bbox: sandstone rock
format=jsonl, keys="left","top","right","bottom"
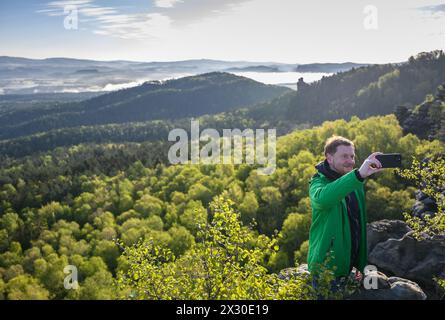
{"left": 348, "top": 274, "right": 427, "bottom": 300}
{"left": 388, "top": 276, "right": 421, "bottom": 287}
{"left": 373, "top": 271, "right": 391, "bottom": 290}
{"left": 367, "top": 220, "right": 411, "bottom": 253}
{"left": 278, "top": 264, "right": 309, "bottom": 280}
{"left": 412, "top": 190, "right": 438, "bottom": 218}
{"left": 388, "top": 280, "right": 427, "bottom": 300}
{"left": 277, "top": 263, "right": 428, "bottom": 300}
{"left": 367, "top": 220, "right": 445, "bottom": 297}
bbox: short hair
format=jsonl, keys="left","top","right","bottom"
{"left": 324, "top": 136, "right": 354, "bottom": 156}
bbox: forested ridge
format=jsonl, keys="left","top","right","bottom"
{"left": 0, "top": 72, "right": 290, "bottom": 141}
{"left": 245, "top": 50, "right": 445, "bottom": 127}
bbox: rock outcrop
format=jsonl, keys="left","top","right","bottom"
{"left": 348, "top": 271, "right": 427, "bottom": 300}
{"left": 367, "top": 219, "right": 445, "bottom": 299}
{"left": 397, "top": 82, "right": 445, "bottom": 141}
{"left": 412, "top": 190, "right": 438, "bottom": 219}
{"left": 278, "top": 264, "right": 310, "bottom": 281}
{"left": 367, "top": 219, "right": 412, "bottom": 253}
{"left": 278, "top": 263, "right": 427, "bottom": 300}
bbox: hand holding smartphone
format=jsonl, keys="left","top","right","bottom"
{"left": 374, "top": 153, "right": 402, "bottom": 168}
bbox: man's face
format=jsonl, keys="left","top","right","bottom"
{"left": 326, "top": 145, "right": 356, "bottom": 175}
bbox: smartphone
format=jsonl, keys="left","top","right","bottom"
{"left": 375, "top": 153, "right": 402, "bottom": 168}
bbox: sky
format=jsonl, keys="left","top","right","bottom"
{"left": 1, "top": 0, "right": 445, "bottom": 63}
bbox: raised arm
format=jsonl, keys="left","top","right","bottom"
{"left": 310, "top": 169, "right": 364, "bottom": 209}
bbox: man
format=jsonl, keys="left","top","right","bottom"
{"left": 307, "top": 136, "right": 383, "bottom": 290}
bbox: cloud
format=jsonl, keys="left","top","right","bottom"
{"left": 93, "top": 13, "right": 172, "bottom": 40}
{"left": 47, "top": 0, "right": 93, "bottom": 6}
{"left": 417, "top": 3, "right": 445, "bottom": 21}
{"left": 418, "top": 3, "right": 445, "bottom": 13}
{"left": 37, "top": 0, "right": 254, "bottom": 40}
{"left": 37, "top": 0, "right": 96, "bottom": 17}
{"left": 155, "top": 0, "right": 183, "bottom": 8}
{"left": 156, "top": 0, "right": 254, "bottom": 26}
{"left": 95, "top": 14, "right": 138, "bottom": 24}
{"left": 38, "top": 0, "right": 170, "bottom": 39}
{"left": 102, "top": 80, "right": 147, "bottom": 91}
{"left": 79, "top": 7, "right": 118, "bottom": 17}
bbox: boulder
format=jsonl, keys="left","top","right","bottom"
{"left": 367, "top": 220, "right": 445, "bottom": 297}
{"left": 367, "top": 219, "right": 412, "bottom": 253}
{"left": 412, "top": 190, "right": 438, "bottom": 218}
{"left": 348, "top": 273, "right": 427, "bottom": 300}
{"left": 386, "top": 280, "right": 427, "bottom": 300}
{"left": 278, "top": 264, "right": 427, "bottom": 300}
{"left": 278, "top": 264, "right": 310, "bottom": 280}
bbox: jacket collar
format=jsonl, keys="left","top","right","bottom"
{"left": 315, "top": 159, "right": 342, "bottom": 181}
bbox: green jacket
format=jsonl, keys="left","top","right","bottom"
{"left": 307, "top": 169, "right": 368, "bottom": 277}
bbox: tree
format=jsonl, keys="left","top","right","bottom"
{"left": 116, "top": 197, "right": 314, "bottom": 300}
{"left": 278, "top": 213, "right": 311, "bottom": 263}
{"left": 119, "top": 218, "right": 148, "bottom": 246}
{"left": 134, "top": 194, "right": 164, "bottom": 218}
{"left": 238, "top": 191, "right": 259, "bottom": 224}
{"left": 93, "top": 240, "right": 120, "bottom": 271}
{"left": 0, "top": 242, "right": 23, "bottom": 268}
{"left": 77, "top": 270, "right": 115, "bottom": 300}
{"left": 395, "top": 105, "right": 410, "bottom": 125}
{"left": 179, "top": 200, "right": 207, "bottom": 235}
{"left": 294, "top": 240, "right": 309, "bottom": 265}
{"left": 187, "top": 183, "right": 213, "bottom": 206}
{"left": 167, "top": 225, "right": 194, "bottom": 257}
{"left": 257, "top": 186, "right": 283, "bottom": 234}
{"left": 33, "top": 253, "right": 68, "bottom": 299}
{"left": 398, "top": 157, "right": 445, "bottom": 238}
{"left": 5, "top": 274, "right": 49, "bottom": 300}
{"left": 365, "top": 179, "right": 416, "bottom": 221}
{"left": 0, "top": 212, "right": 24, "bottom": 243}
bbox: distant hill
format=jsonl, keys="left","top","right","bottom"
{"left": 224, "top": 65, "right": 281, "bottom": 72}
{"left": 244, "top": 50, "right": 445, "bottom": 129}
{"left": 0, "top": 92, "right": 102, "bottom": 104}
{"left": 0, "top": 56, "right": 367, "bottom": 94}
{"left": 0, "top": 72, "right": 290, "bottom": 140}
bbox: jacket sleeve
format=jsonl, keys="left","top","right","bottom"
{"left": 310, "top": 169, "right": 364, "bottom": 209}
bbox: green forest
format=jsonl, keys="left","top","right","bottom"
{"left": 0, "top": 51, "right": 445, "bottom": 299}
{"left": 1, "top": 114, "right": 443, "bottom": 299}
